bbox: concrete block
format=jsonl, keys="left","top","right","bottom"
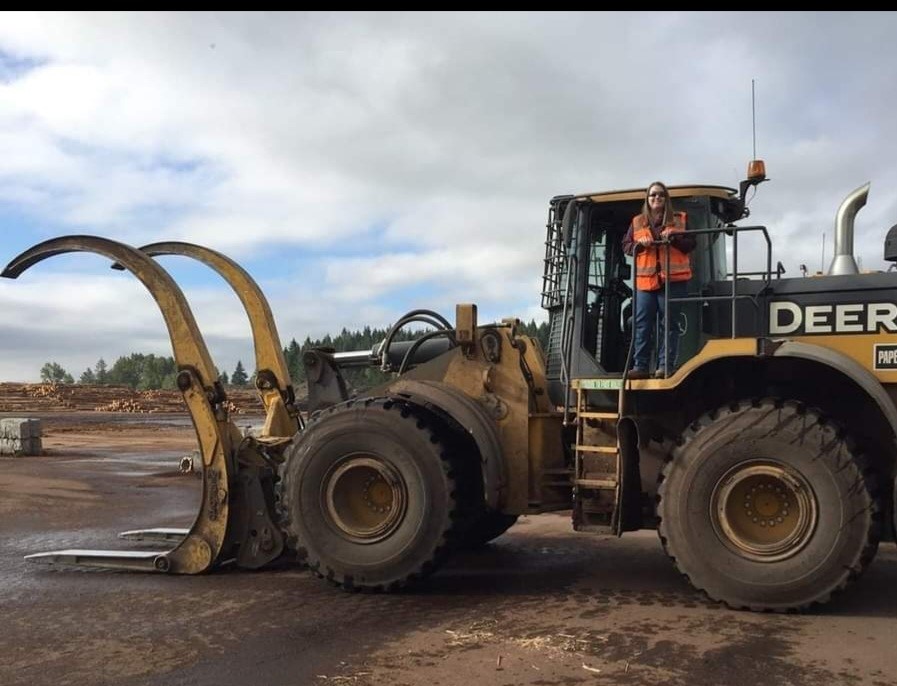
{"left": 22, "top": 437, "right": 42, "bottom": 455}
{"left": 0, "top": 418, "right": 43, "bottom": 455}
{"left": 0, "top": 417, "right": 42, "bottom": 439}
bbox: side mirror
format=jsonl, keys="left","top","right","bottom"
{"left": 714, "top": 197, "right": 747, "bottom": 225}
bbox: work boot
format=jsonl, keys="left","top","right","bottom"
{"left": 627, "top": 369, "right": 649, "bottom": 380}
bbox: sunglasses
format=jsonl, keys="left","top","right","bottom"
{"left": 648, "top": 192, "right": 666, "bottom": 198}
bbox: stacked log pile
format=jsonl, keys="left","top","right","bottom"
{"left": 0, "top": 382, "right": 265, "bottom": 414}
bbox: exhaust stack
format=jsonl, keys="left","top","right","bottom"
{"left": 827, "top": 182, "right": 870, "bottom": 275}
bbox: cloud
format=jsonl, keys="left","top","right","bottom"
{"left": 1, "top": 12, "right": 897, "bottom": 381}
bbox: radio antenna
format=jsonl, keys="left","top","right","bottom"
{"left": 739, "top": 79, "right": 767, "bottom": 210}
{"left": 752, "top": 79, "right": 757, "bottom": 159}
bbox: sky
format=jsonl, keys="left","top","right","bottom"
{"left": 1, "top": 11, "right": 896, "bottom": 383}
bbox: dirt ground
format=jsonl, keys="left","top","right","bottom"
{"left": 1, "top": 412, "right": 895, "bottom": 686}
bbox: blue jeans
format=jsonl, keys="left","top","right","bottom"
{"left": 632, "top": 281, "right": 687, "bottom": 372}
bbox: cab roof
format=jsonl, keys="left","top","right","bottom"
{"left": 574, "top": 185, "right": 738, "bottom": 203}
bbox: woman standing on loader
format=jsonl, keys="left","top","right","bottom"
{"left": 622, "top": 181, "right": 695, "bottom": 378}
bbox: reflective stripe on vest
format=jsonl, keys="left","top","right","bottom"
{"left": 632, "top": 211, "right": 692, "bottom": 291}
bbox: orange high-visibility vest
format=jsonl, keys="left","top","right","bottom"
{"left": 632, "top": 211, "right": 692, "bottom": 291}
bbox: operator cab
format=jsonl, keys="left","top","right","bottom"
{"left": 541, "top": 183, "right": 749, "bottom": 406}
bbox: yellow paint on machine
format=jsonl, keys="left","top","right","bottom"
{"left": 789, "top": 333, "right": 897, "bottom": 382}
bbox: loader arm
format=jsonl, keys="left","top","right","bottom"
{"left": 2, "top": 235, "right": 283, "bottom": 573}
{"left": 116, "top": 241, "right": 301, "bottom": 439}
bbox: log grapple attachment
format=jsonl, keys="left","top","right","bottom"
{"left": 2, "top": 236, "right": 302, "bottom": 573}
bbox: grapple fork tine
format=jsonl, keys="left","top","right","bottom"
{"left": 131, "top": 241, "right": 302, "bottom": 438}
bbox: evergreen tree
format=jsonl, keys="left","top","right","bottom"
{"left": 284, "top": 338, "right": 303, "bottom": 384}
{"left": 108, "top": 354, "right": 144, "bottom": 389}
{"left": 79, "top": 368, "right": 96, "bottom": 384}
{"left": 231, "top": 360, "right": 248, "bottom": 386}
{"left": 138, "top": 354, "right": 177, "bottom": 390}
{"left": 218, "top": 370, "right": 230, "bottom": 386}
{"left": 94, "top": 358, "right": 108, "bottom": 384}
{"left": 104, "top": 353, "right": 178, "bottom": 389}
{"left": 518, "top": 319, "right": 550, "bottom": 351}
{"left": 40, "top": 361, "right": 73, "bottom": 384}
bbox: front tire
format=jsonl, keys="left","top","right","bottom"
{"left": 462, "top": 511, "right": 519, "bottom": 548}
{"left": 658, "top": 398, "right": 880, "bottom": 611}
{"left": 280, "top": 397, "right": 464, "bottom": 591}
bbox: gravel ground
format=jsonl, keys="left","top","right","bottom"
{"left": 1, "top": 413, "right": 895, "bottom": 686}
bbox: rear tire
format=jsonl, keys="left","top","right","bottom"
{"left": 658, "top": 398, "right": 880, "bottom": 611}
{"left": 280, "top": 397, "right": 463, "bottom": 591}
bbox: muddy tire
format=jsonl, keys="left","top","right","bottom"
{"left": 658, "top": 398, "right": 880, "bottom": 611}
{"left": 462, "top": 512, "right": 519, "bottom": 549}
{"left": 279, "top": 397, "right": 462, "bottom": 591}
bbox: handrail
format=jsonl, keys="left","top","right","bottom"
{"left": 559, "top": 251, "right": 577, "bottom": 426}
{"left": 656, "top": 225, "right": 773, "bottom": 377}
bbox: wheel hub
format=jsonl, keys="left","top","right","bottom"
{"left": 323, "top": 455, "right": 407, "bottom": 543}
{"left": 711, "top": 461, "right": 817, "bottom": 562}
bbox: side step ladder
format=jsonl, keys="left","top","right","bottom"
{"left": 571, "top": 379, "right": 623, "bottom": 534}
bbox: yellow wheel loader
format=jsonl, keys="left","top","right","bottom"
{"left": 4, "top": 161, "right": 895, "bottom": 611}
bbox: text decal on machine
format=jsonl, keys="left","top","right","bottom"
{"left": 874, "top": 344, "right": 897, "bottom": 370}
{"left": 769, "top": 301, "right": 897, "bottom": 335}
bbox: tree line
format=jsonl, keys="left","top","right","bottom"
{"left": 39, "top": 319, "right": 550, "bottom": 391}
{"left": 40, "top": 355, "right": 249, "bottom": 390}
